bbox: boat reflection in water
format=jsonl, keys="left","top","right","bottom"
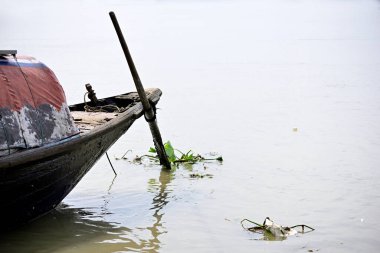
{"left": 0, "top": 169, "right": 173, "bottom": 253}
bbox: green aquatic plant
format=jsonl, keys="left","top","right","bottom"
{"left": 149, "top": 141, "right": 223, "bottom": 164}
{"left": 115, "top": 141, "right": 222, "bottom": 172}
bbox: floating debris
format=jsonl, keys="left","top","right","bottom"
{"left": 189, "top": 173, "right": 213, "bottom": 179}
{"left": 241, "top": 217, "right": 314, "bottom": 240}
{"left": 115, "top": 150, "right": 132, "bottom": 160}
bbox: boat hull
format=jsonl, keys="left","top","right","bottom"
{"left": 0, "top": 88, "right": 162, "bottom": 228}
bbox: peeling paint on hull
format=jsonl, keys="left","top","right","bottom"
{"left": 0, "top": 55, "right": 79, "bottom": 156}
{"left": 0, "top": 103, "right": 79, "bottom": 156}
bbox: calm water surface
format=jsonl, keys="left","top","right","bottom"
{"left": 1, "top": 0, "right": 380, "bottom": 252}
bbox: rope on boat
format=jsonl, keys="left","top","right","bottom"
{"left": 83, "top": 92, "right": 128, "bottom": 113}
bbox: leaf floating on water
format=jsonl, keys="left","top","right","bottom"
{"left": 164, "top": 141, "right": 176, "bottom": 163}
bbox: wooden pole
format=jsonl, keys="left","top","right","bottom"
{"left": 109, "top": 11, "right": 171, "bottom": 169}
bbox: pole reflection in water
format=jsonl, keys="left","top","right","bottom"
{"left": 0, "top": 168, "right": 174, "bottom": 253}
{"left": 146, "top": 169, "right": 173, "bottom": 251}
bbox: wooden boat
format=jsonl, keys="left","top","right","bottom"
{"left": 0, "top": 51, "right": 163, "bottom": 227}
{"left": 0, "top": 87, "right": 162, "bottom": 227}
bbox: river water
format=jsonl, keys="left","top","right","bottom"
{"left": 1, "top": 0, "right": 380, "bottom": 252}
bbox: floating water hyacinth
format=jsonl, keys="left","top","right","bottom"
{"left": 148, "top": 141, "right": 223, "bottom": 165}
{"left": 116, "top": 141, "right": 223, "bottom": 167}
